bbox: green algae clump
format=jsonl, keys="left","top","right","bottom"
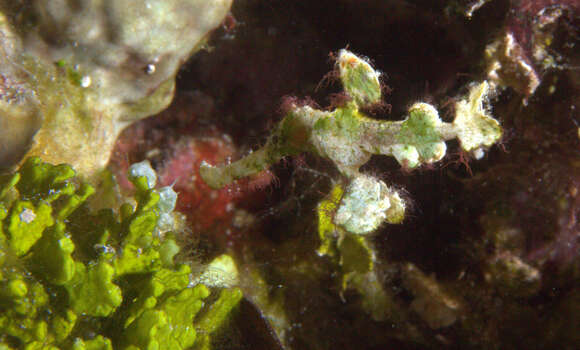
{"left": 0, "top": 158, "right": 241, "bottom": 349}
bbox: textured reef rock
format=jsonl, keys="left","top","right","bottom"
{"left": 0, "top": 0, "right": 232, "bottom": 178}
{"left": 2, "top": 0, "right": 579, "bottom": 349}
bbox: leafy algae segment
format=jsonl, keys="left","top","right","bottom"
{"left": 200, "top": 49, "right": 502, "bottom": 319}
{"left": 0, "top": 158, "right": 242, "bottom": 349}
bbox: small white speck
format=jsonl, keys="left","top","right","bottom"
{"left": 94, "top": 244, "right": 116, "bottom": 255}
{"left": 80, "top": 76, "right": 91, "bottom": 88}
{"left": 145, "top": 64, "right": 156, "bottom": 75}
{"left": 19, "top": 208, "right": 36, "bottom": 223}
{"left": 472, "top": 148, "right": 485, "bottom": 160}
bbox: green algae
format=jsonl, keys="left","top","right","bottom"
{"left": 0, "top": 158, "right": 241, "bottom": 349}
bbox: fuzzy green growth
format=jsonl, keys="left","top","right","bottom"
{"left": 452, "top": 81, "right": 503, "bottom": 154}
{"left": 198, "top": 49, "right": 502, "bottom": 322}
{"left": 0, "top": 158, "right": 241, "bottom": 349}
{"left": 337, "top": 49, "right": 382, "bottom": 106}
{"left": 316, "top": 184, "right": 344, "bottom": 257}
{"left": 393, "top": 103, "right": 447, "bottom": 168}
{"left": 200, "top": 50, "right": 502, "bottom": 188}
{"left": 315, "top": 182, "right": 396, "bottom": 321}
{"left": 334, "top": 175, "right": 405, "bottom": 234}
